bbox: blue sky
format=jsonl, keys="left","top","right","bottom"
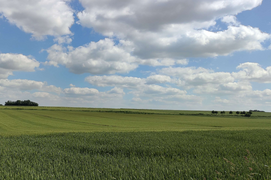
{"left": 0, "top": 0, "right": 271, "bottom": 111}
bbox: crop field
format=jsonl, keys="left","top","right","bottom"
{"left": 0, "top": 106, "right": 271, "bottom": 179}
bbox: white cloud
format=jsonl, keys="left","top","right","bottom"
{"left": 233, "top": 62, "right": 271, "bottom": 83}
{"left": 0, "top": 53, "right": 41, "bottom": 80}
{"left": 64, "top": 87, "right": 99, "bottom": 96}
{"left": 176, "top": 59, "right": 189, "bottom": 65}
{"left": 221, "top": 15, "right": 240, "bottom": 26}
{"left": 33, "top": 92, "right": 60, "bottom": 100}
{"left": 0, "top": 69, "right": 13, "bottom": 79}
{"left": 159, "top": 66, "right": 254, "bottom": 95}
{"left": 107, "top": 87, "right": 125, "bottom": 95}
{"left": 245, "top": 89, "right": 271, "bottom": 99}
{"left": 46, "top": 39, "right": 138, "bottom": 74}
{"left": 142, "top": 85, "right": 186, "bottom": 96}
{"left": 85, "top": 74, "right": 202, "bottom": 106}
{"left": 0, "top": 53, "right": 40, "bottom": 78}
{"left": 134, "top": 84, "right": 203, "bottom": 106}
{"left": 0, "top": 79, "right": 62, "bottom": 93}
{"left": 78, "top": 0, "right": 262, "bottom": 34}
{"left": 85, "top": 75, "right": 144, "bottom": 88}
{"left": 45, "top": 0, "right": 269, "bottom": 75}
{"left": 213, "top": 97, "right": 230, "bottom": 104}
{"left": 54, "top": 35, "right": 73, "bottom": 44}
{"left": 0, "top": 0, "right": 74, "bottom": 39}
{"left": 146, "top": 75, "right": 171, "bottom": 84}
{"left": 139, "top": 58, "right": 176, "bottom": 67}
{"left": 160, "top": 67, "right": 234, "bottom": 86}
{"left": 62, "top": 86, "right": 126, "bottom": 107}
{"left": 131, "top": 25, "right": 269, "bottom": 59}
{"left": 77, "top": 0, "right": 268, "bottom": 60}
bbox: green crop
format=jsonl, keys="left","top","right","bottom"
{"left": 0, "top": 130, "right": 271, "bottom": 179}
{"left": 0, "top": 107, "right": 271, "bottom": 179}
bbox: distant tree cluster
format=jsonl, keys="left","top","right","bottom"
{"left": 5, "top": 100, "right": 38, "bottom": 106}
{"left": 211, "top": 110, "right": 218, "bottom": 115}
{"left": 249, "top": 110, "right": 264, "bottom": 112}
{"left": 212, "top": 110, "right": 252, "bottom": 117}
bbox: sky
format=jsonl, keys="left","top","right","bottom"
{"left": 0, "top": 0, "right": 271, "bottom": 111}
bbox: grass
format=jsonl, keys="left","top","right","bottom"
{"left": 1, "top": 106, "right": 270, "bottom": 117}
{"left": 0, "top": 130, "right": 271, "bottom": 179}
{"left": 0, "top": 107, "right": 271, "bottom": 136}
{"left": 0, "top": 106, "right": 271, "bottom": 179}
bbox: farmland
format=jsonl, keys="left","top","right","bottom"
{"left": 0, "top": 106, "right": 271, "bottom": 179}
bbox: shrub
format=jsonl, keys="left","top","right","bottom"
{"left": 211, "top": 110, "right": 218, "bottom": 115}
{"left": 245, "top": 112, "right": 251, "bottom": 117}
{"left": 240, "top": 111, "right": 246, "bottom": 114}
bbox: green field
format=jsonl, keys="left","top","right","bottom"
{"left": 1, "top": 107, "right": 271, "bottom": 136}
{"left": 0, "top": 107, "right": 271, "bottom": 179}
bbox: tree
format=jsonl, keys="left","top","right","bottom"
{"left": 229, "top": 111, "right": 233, "bottom": 114}
{"left": 236, "top": 111, "right": 240, "bottom": 115}
{"left": 240, "top": 111, "right": 246, "bottom": 114}
{"left": 5, "top": 100, "right": 38, "bottom": 106}
{"left": 212, "top": 110, "right": 218, "bottom": 115}
{"left": 245, "top": 112, "right": 251, "bottom": 117}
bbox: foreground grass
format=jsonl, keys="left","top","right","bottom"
{"left": 0, "top": 130, "right": 271, "bottom": 179}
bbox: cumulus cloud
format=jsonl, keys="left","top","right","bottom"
{"left": 85, "top": 75, "right": 144, "bottom": 88}
{"left": 46, "top": 39, "right": 138, "bottom": 74}
{"left": 233, "top": 62, "right": 271, "bottom": 83}
{"left": 221, "top": 15, "right": 240, "bottom": 26}
{"left": 54, "top": 35, "right": 73, "bottom": 44}
{"left": 77, "top": 0, "right": 268, "bottom": 60}
{"left": 64, "top": 86, "right": 99, "bottom": 96}
{"left": 134, "top": 84, "right": 202, "bottom": 106}
{"left": 44, "top": 0, "right": 269, "bottom": 75}
{"left": 160, "top": 67, "right": 233, "bottom": 85}
{"left": 107, "top": 87, "right": 125, "bottom": 95}
{"left": 0, "top": 79, "right": 62, "bottom": 93}
{"left": 131, "top": 25, "right": 269, "bottom": 59}
{"left": 0, "top": 53, "right": 40, "bottom": 78}
{"left": 33, "top": 92, "right": 60, "bottom": 101}
{"left": 142, "top": 85, "right": 186, "bottom": 96}
{"left": 78, "top": 0, "right": 262, "bottom": 34}
{"left": 62, "top": 86, "right": 126, "bottom": 107}
{"left": 85, "top": 74, "right": 202, "bottom": 106}
{"left": 0, "top": 0, "right": 74, "bottom": 39}
{"left": 159, "top": 66, "right": 254, "bottom": 95}
{"left": 0, "top": 53, "right": 39, "bottom": 72}
{"left": 213, "top": 97, "right": 230, "bottom": 104}
{"left": 146, "top": 75, "right": 171, "bottom": 84}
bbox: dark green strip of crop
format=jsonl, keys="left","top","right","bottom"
{"left": 0, "top": 130, "right": 270, "bottom": 179}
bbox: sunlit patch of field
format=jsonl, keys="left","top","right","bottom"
{"left": 0, "top": 107, "right": 271, "bottom": 136}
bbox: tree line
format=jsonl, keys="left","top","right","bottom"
{"left": 5, "top": 100, "right": 38, "bottom": 106}
{"left": 211, "top": 110, "right": 252, "bottom": 117}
